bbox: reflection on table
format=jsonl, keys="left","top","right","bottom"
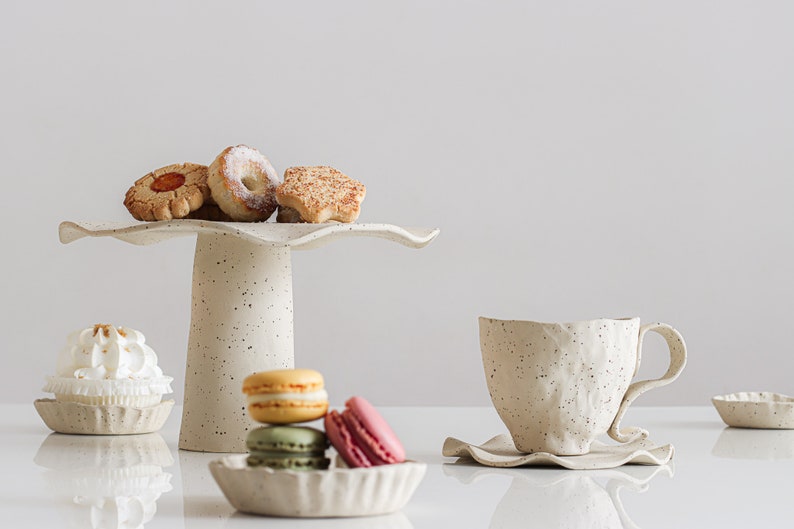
{"left": 712, "top": 427, "right": 794, "bottom": 460}
{"left": 34, "top": 433, "right": 173, "bottom": 529}
{"left": 443, "top": 461, "right": 672, "bottom": 529}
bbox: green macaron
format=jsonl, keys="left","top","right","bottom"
{"left": 246, "top": 425, "right": 330, "bottom": 470}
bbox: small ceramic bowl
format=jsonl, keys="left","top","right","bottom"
{"left": 34, "top": 399, "right": 174, "bottom": 435}
{"left": 712, "top": 392, "right": 794, "bottom": 429}
{"left": 209, "top": 455, "right": 426, "bottom": 518}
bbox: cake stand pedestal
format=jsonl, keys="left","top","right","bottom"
{"left": 59, "top": 220, "right": 439, "bottom": 453}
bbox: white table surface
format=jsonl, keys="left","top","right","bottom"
{"left": 3, "top": 404, "right": 793, "bottom": 528}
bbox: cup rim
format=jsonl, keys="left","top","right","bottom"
{"left": 478, "top": 316, "right": 640, "bottom": 326}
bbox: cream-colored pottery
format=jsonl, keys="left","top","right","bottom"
{"left": 34, "top": 398, "right": 174, "bottom": 435}
{"left": 209, "top": 455, "right": 426, "bottom": 517}
{"left": 479, "top": 317, "right": 686, "bottom": 455}
{"left": 442, "top": 433, "right": 673, "bottom": 469}
{"left": 60, "top": 220, "right": 439, "bottom": 452}
{"left": 712, "top": 392, "right": 794, "bottom": 429}
{"left": 59, "top": 220, "right": 438, "bottom": 452}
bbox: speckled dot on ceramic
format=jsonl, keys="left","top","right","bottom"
{"left": 33, "top": 399, "right": 174, "bottom": 435}
{"left": 180, "top": 234, "right": 296, "bottom": 452}
{"left": 209, "top": 456, "right": 427, "bottom": 517}
{"left": 442, "top": 433, "right": 673, "bottom": 468}
{"left": 58, "top": 220, "right": 440, "bottom": 453}
{"left": 478, "top": 317, "right": 687, "bottom": 455}
{"left": 712, "top": 392, "right": 794, "bottom": 429}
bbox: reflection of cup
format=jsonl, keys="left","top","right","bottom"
{"left": 479, "top": 317, "right": 686, "bottom": 455}
{"left": 712, "top": 428, "right": 794, "bottom": 460}
{"left": 34, "top": 433, "right": 173, "bottom": 529}
{"left": 443, "top": 462, "right": 671, "bottom": 529}
{"left": 223, "top": 510, "right": 414, "bottom": 529}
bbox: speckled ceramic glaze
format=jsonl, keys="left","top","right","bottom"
{"left": 479, "top": 317, "right": 686, "bottom": 455}
{"left": 180, "top": 234, "right": 295, "bottom": 451}
{"left": 209, "top": 455, "right": 427, "bottom": 517}
{"left": 442, "top": 433, "right": 673, "bottom": 469}
{"left": 712, "top": 392, "right": 794, "bottom": 429}
{"left": 33, "top": 398, "right": 174, "bottom": 435}
{"left": 59, "top": 220, "right": 439, "bottom": 452}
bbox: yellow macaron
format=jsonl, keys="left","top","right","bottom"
{"left": 242, "top": 368, "right": 329, "bottom": 424}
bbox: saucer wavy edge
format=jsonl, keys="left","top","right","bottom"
{"left": 34, "top": 398, "right": 174, "bottom": 435}
{"left": 209, "top": 455, "right": 426, "bottom": 518}
{"left": 442, "top": 434, "right": 673, "bottom": 469}
{"left": 712, "top": 392, "right": 794, "bottom": 429}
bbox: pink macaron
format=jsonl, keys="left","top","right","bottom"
{"left": 324, "top": 396, "right": 406, "bottom": 468}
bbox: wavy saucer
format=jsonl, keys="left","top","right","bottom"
{"left": 712, "top": 392, "right": 794, "bottom": 429}
{"left": 209, "top": 455, "right": 426, "bottom": 518}
{"left": 442, "top": 434, "right": 673, "bottom": 469}
{"left": 59, "top": 220, "right": 440, "bottom": 251}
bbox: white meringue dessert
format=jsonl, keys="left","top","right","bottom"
{"left": 35, "top": 324, "right": 174, "bottom": 435}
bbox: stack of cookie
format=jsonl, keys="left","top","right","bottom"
{"left": 241, "top": 369, "right": 331, "bottom": 470}
{"left": 123, "top": 145, "right": 366, "bottom": 224}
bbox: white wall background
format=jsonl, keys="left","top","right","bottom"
{"left": 2, "top": 1, "right": 792, "bottom": 407}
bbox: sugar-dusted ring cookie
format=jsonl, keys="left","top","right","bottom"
{"left": 124, "top": 162, "right": 210, "bottom": 221}
{"left": 208, "top": 145, "right": 280, "bottom": 222}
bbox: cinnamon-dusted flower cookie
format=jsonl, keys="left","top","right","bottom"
{"left": 124, "top": 162, "right": 210, "bottom": 221}
{"left": 276, "top": 166, "right": 366, "bottom": 223}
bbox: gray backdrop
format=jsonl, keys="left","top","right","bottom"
{"left": 3, "top": 1, "right": 792, "bottom": 407}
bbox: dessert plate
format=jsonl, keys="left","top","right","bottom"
{"left": 209, "top": 455, "right": 426, "bottom": 517}
{"left": 442, "top": 434, "right": 673, "bottom": 469}
{"left": 712, "top": 392, "right": 794, "bottom": 429}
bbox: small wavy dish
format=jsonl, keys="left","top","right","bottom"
{"left": 712, "top": 392, "right": 794, "bottom": 429}
{"left": 34, "top": 399, "right": 174, "bottom": 435}
{"left": 209, "top": 455, "right": 426, "bottom": 518}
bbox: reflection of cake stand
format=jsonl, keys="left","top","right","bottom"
{"left": 59, "top": 220, "right": 439, "bottom": 453}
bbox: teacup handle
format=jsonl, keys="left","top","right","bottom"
{"left": 608, "top": 323, "right": 687, "bottom": 443}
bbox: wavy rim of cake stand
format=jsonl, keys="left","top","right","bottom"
{"left": 59, "top": 220, "right": 440, "bottom": 250}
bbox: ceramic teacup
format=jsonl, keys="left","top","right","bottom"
{"left": 479, "top": 317, "right": 686, "bottom": 455}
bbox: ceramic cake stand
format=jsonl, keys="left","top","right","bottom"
{"left": 59, "top": 220, "right": 439, "bottom": 453}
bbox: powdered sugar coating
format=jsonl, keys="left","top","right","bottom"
{"left": 208, "top": 145, "right": 281, "bottom": 221}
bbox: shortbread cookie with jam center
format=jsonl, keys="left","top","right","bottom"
{"left": 124, "top": 162, "right": 210, "bottom": 221}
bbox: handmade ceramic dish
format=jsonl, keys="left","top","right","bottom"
{"left": 712, "top": 392, "right": 794, "bottom": 429}
{"left": 34, "top": 399, "right": 174, "bottom": 435}
{"left": 209, "top": 455, "right": 426, "bottom": 517}
{"left": 442, "top": 434, "right": 673, "bottom": 469}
